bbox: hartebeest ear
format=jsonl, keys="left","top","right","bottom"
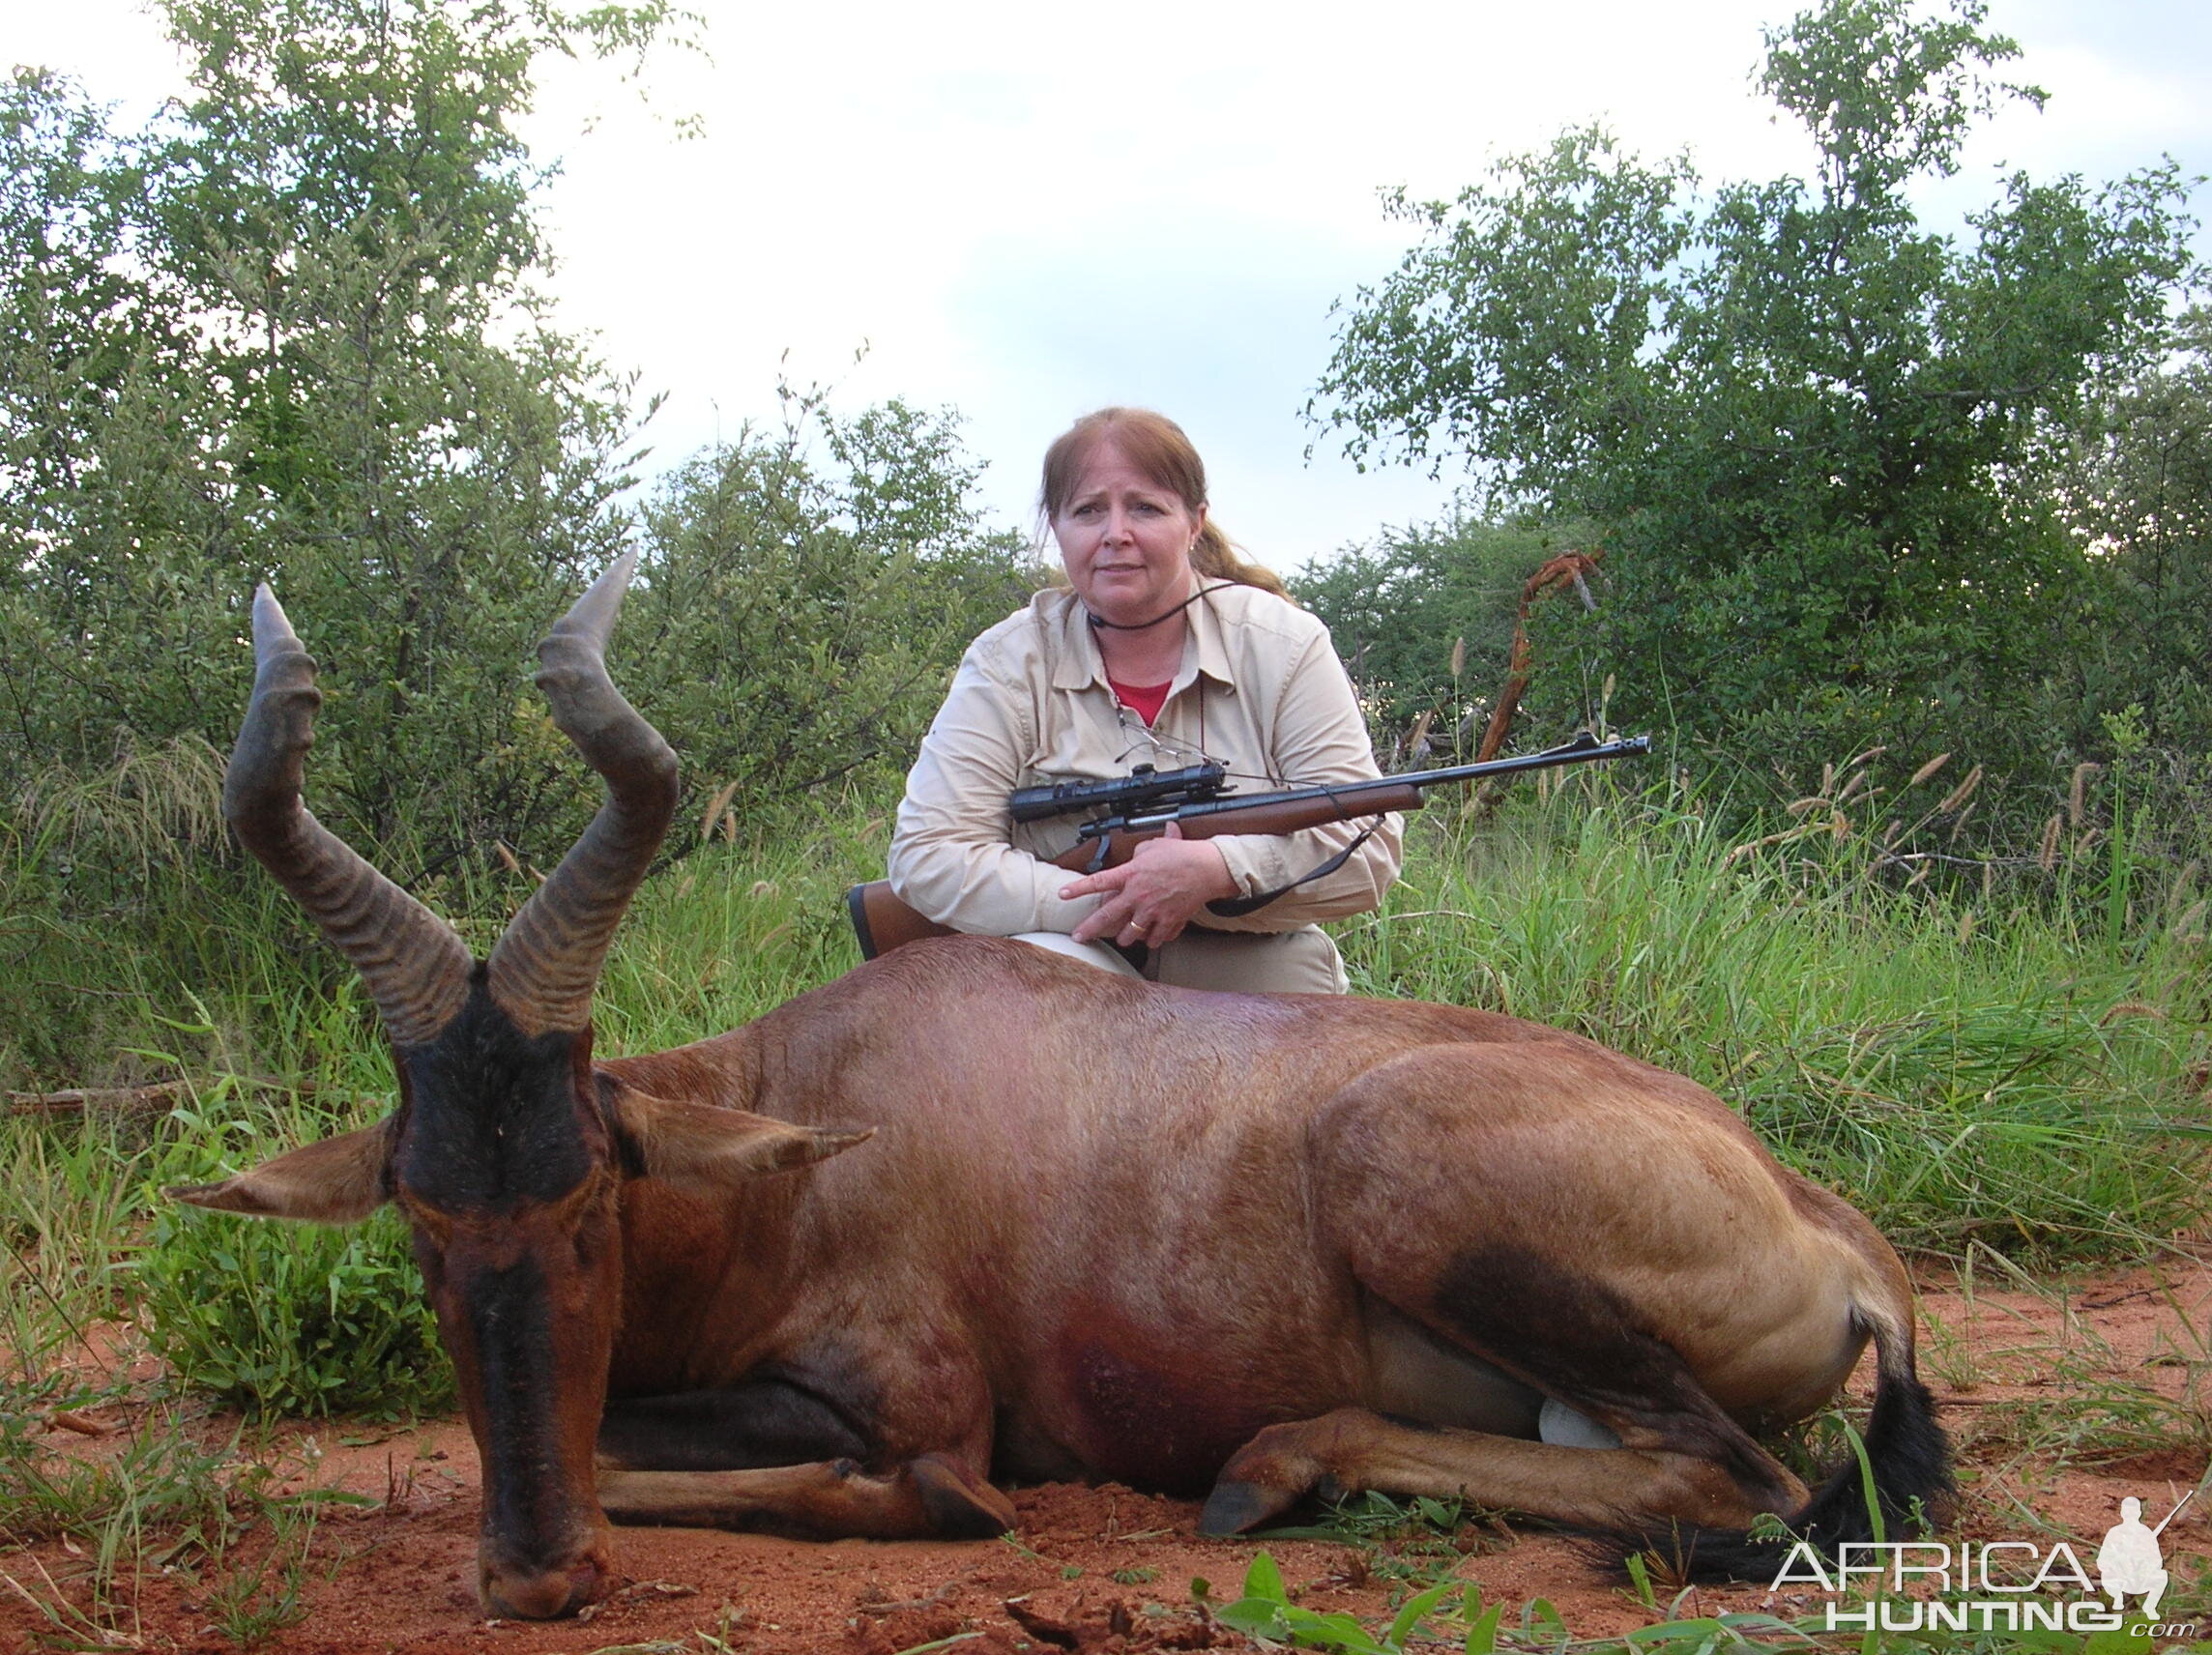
{"left": 610, "top": 1086, "right": 873, "bottom": 1187}
{"left": 167, "top": 1119, "right": 393, "bottom": 1224}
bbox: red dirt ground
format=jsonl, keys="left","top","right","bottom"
{"left": 5, "top": 1257, "right": 2208, "bottom": 1653}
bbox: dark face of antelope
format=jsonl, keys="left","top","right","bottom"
{"left": 173, "top": 557, "right": 677, "bottom": 1618}
{"left": 391, "top": 986, "right": 628, "bottom": 1618}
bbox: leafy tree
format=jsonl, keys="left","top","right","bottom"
{"left": 2062, "top": 308, "right": 2212, "bottom": 752}
{"left": 0, "top": 0, "right": 1033, "bottom": 1090}
{"left": 628, "top": 390, "right": 1037, "bottom": 829}
{"left": 0, "top": 74, "right": 190, "bottom": 543}
{"left": 1, "top": 0, "right": 1028, "bottom": 889}
{"left": 1, "top": 0, "right": 679, "bottom": 892}
{"left": 1315, "top": 0, "right": 2200, "bottom": 806}
{"left": 4, "top": 0, "right": 1028, "bottom": 874}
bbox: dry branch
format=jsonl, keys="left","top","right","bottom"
{"left": 4, "top": 1081, "right": 187, "bottom": 1118}
{"left": 3, "top": 1076, "right": 348, "bottom": 1118}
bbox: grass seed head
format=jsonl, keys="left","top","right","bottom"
{"left": 1908, "top": 752, "right": 1952, "bottom": 788}
{"left": 2070, "top": 762, "right": 2102, "bottom": 829}
{"left": 1937, "top": 763, "right": 1984, "bottom": 814}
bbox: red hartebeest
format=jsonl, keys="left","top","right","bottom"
{"left": 174, "top": 560, "right": 1949, "bottom": 1620}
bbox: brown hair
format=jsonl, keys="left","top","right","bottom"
{"left": 1038, "top": 408, "right": 1286, "bottom": 596}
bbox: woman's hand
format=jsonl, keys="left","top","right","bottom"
{"left": 1062, "top": 823, "right": 1237, "bottom": 949}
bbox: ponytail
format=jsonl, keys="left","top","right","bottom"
{"left": 1190, "top": 520, "right": 1286, "bottom": 597}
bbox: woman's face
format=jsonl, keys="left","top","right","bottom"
{"left": 1052, "top": 439, "right": 1205, "bottom": 628}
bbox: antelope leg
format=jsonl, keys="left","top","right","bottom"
{"left": 1200, "top": 1407, "right": 1804, "bottom": 1535}
{"left": 597, "top": 1452, "right": 1013, "bottom": 1539}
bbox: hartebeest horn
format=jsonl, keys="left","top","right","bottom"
{"left": 225, "top": 586, "right": 475, "bottom": 1049}
{"left": 486, "top": 552, "right": 679, "bottom": 1035}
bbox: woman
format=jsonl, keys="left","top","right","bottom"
{"left": 887, "top": 408, "right": 1401, "bottom": 993}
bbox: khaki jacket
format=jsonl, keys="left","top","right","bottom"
{"left": 888, "top": 583, "right": 1403, "bottom": 937}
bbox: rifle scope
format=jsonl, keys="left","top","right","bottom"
{"left": 1008, "top": 761, "right": 1229, "bottom": 825}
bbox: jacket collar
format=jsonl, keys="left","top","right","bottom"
{"left": 1044, "top": 584, "right": 1238, "bottom": 695}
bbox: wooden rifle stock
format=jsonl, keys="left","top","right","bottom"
{"left": 844, "top": 735, "right": 1646, "bottom": 960}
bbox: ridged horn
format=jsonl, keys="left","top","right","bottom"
{"left": 225, "top": 585, "right": 475, "bottom": 1049}
{"left": 486, "top": 552, "right": 679, "bottom": 1036}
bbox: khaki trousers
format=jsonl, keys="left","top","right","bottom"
{"left": 1013, "top": 926, "right": 1349, "bottom": 995}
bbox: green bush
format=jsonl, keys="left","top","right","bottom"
{"left": 140, "top": 1116, "right": 451, "bottom": 1418}
{"left": 1291, "top": 514, "right": 1586, "bottom": 752}
{"left": 626, "top": 390, "right": 1037, "bottom": 823}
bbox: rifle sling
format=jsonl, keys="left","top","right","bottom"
{"left": 1204, "top": 817, "right": 1383, "bottom": 918}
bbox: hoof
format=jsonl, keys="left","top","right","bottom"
{"left": 1198, "top": 1479, "right": 1295, "bottom": 1536}
{"left": 911, "top": 1454, "right": 1016, "bottom": 1539}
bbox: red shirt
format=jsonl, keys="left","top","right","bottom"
{"left": 1108, "top": 678, "right": 1171, "bottom": 726}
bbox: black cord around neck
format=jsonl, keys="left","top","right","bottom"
{"left": 1084, "top": 582, "right": 1225, "bottom": 632}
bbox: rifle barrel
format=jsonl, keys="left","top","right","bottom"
{"left": 2151, "top": 1490, "right": 2194, "bottom": 1536}
{"left": 1106, "top": 734, "right": 1650, "bottom": 833}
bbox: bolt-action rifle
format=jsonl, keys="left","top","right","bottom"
{"left": 845, "top": 733, "right": 1650, "bottom": 960}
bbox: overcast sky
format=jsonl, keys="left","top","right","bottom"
{"left": 12, "top": 0, "right": 2210, "bottom": 569}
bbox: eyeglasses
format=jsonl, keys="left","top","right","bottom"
{"left": 1109, "top": 704, "right": 1277, "bottom": 791}
{"left": 1111, "top": 704, "right": 1214, "bottom": 769}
